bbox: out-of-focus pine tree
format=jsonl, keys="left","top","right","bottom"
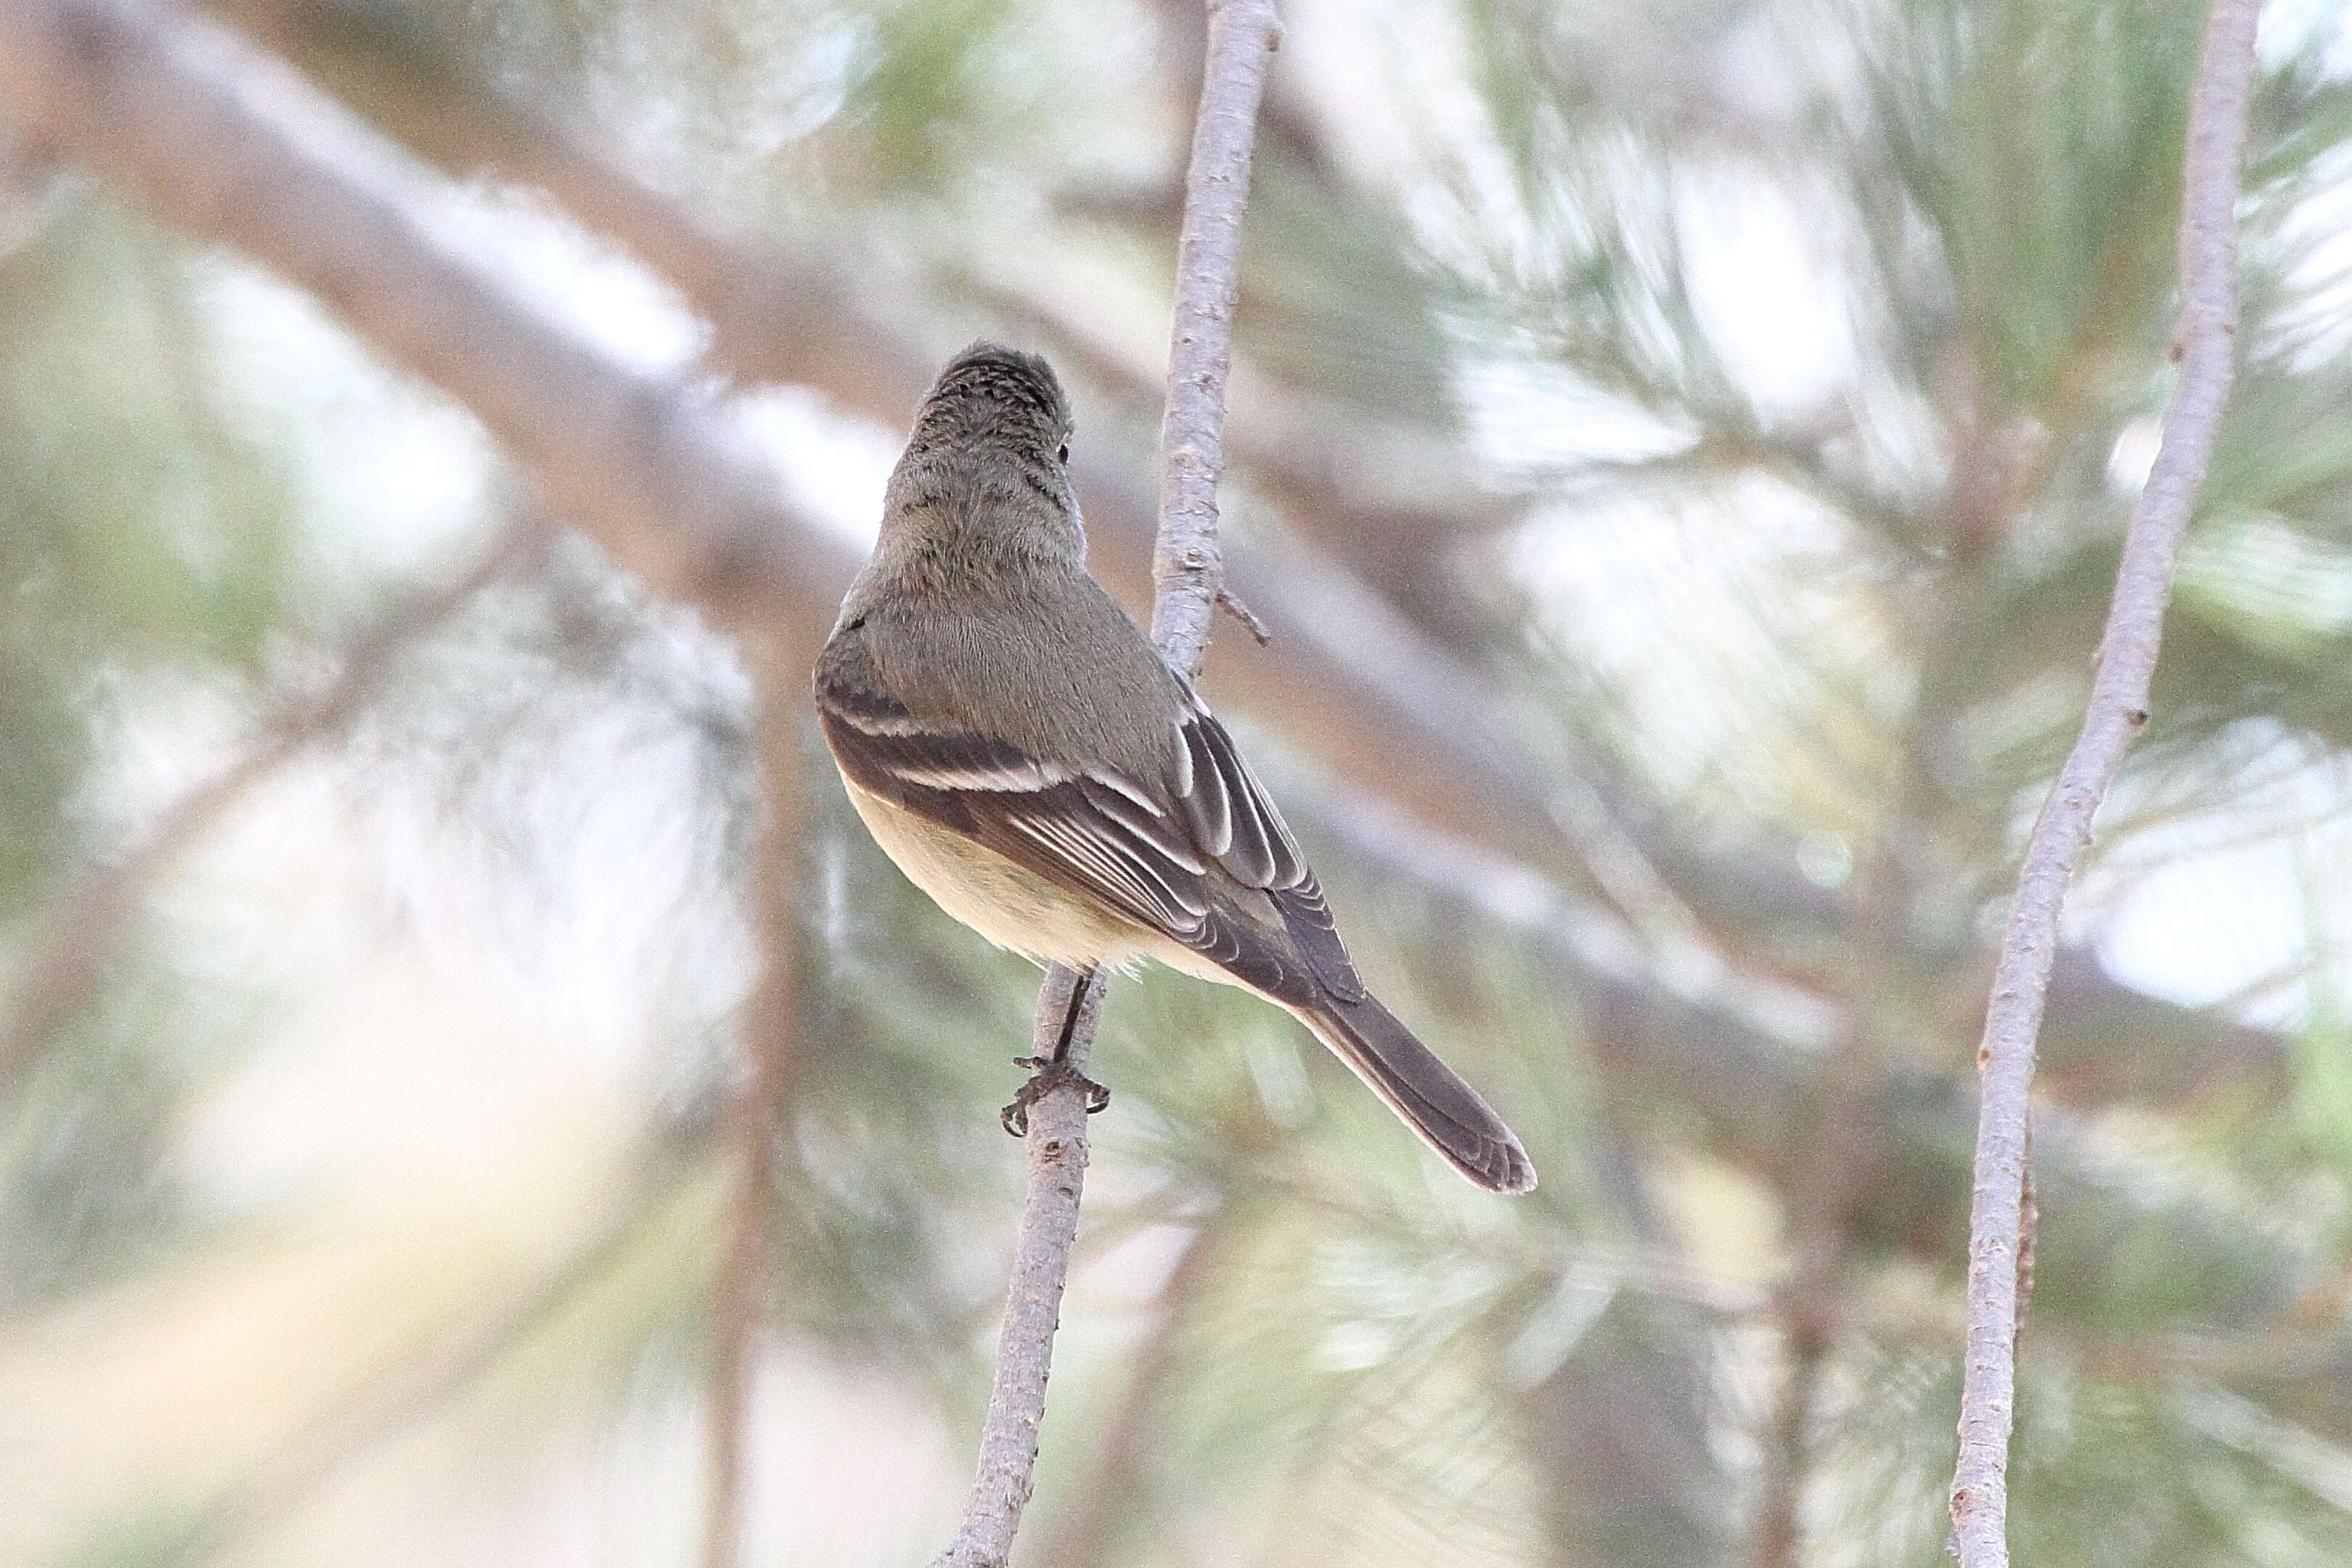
{"left": 4, "top": 1, "right": 2352, "bottom": 1564}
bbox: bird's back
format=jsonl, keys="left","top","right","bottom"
{"left": 825, "top": 556, "right": 1187, "bottom": 784}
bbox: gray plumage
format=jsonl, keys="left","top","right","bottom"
{"left": 814, "top": 342, "right": 1535, "bottom": 1194}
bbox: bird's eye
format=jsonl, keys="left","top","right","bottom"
{"left": 1057, "top": 444, "right": 1069, "bottom": 464}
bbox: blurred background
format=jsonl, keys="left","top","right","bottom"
{"left": 2, "top": 0, "right": 2351, "bottom": 1563}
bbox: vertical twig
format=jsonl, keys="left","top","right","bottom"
{"left": 926, "top": 4, "right": 1281, "bottom": 1565}
{"left": 1150, "top": 0, "right": 1281, "bottom": 682}
{"left": 703, "top": 664, "right": 808, "bottom": 1568}
{"left": 1946, "top": 3, "right": 2262, "bottom": 1562}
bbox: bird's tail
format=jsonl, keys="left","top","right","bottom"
{"left": 1290, "top": 992, "right": 1536, "bottom": 1194}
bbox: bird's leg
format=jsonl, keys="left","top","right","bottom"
{"left": 1050, "top": 964, "right": 1101, "bottom": 1063}
{"left": 1002, "top": 965, "right": 1112, "bottom": 1135}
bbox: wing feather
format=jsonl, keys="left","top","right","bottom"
{"left": 815, "top": 669, "right": 1363, "bottom": 1002}
{"left": 1190, "top": 711, "right": 1302, "bottom": 889}
{"left": 817, "top": 684, "right": 1209, "bottom": 936}
{"left": 1178, "top": 719, "right": 1232, "bottom": 857}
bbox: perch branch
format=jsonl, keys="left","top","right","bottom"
{"left": 1947, "top": 2, "right": 2263, "bottom": 1562}
{"left": 928, "top": 966, "right": 1106, "bottom": 1568}
{"left": 926, "top": 4, "right": 1280, "bottom": 1564}
{"left": 1150, "top": 0, "right": 1280, "bottom": 683}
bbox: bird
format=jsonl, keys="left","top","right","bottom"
{"left": 812, "top": 342, "right": 1534, "bottom": 1194}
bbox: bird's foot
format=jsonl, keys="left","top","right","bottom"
{"left": 1000, "top": 1056, "right": 1111, "bottom": 1136}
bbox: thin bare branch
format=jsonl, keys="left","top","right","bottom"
{"left": 0, "top": 515, "right": 545, "bottom": 1101}
{"left": 928, "top": 5, "right": 1279, "bottom": 1564}
{"left": 1215, "top": 587, "right": 1273, "bottom": 646}
{"left": 1151, "top": 0, "right": 1281, "bottom": 685}
{"left": 928, "top": 965, "right": 1106, "bottom": 1568}
{"left": 1948, "top": 3, "right": 2263, "bottom": 1562}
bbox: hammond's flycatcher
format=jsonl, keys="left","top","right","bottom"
{"left": 814, "top": 343, "right": 1534, "bottom": 1193}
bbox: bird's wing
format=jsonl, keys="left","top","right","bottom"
{"left": 1162, "top": 679, "right": 1363, "bottom": 1002}
{"left": 814, "top": 674, "right": 1363, "bottom": 1004}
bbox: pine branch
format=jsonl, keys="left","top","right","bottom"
{"left": 0, "top": 0, "right": 852, "bottom": 634}
{"left": 926, "top": 4, "right": 1280, "bottom": 1564}
{"left": 0, "top": 514, "right": 546, "bottom": 1101}
{"left": 1947, "top": 3, "right": 2264, "bottom": 1562}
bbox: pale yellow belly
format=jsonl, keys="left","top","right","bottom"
{"left": 844, "top": 780, "right": 1148, "bottom": 970}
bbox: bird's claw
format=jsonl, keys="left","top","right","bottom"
{"left": 1000, "top": 1055, "right": 1111, "bottom": 1136}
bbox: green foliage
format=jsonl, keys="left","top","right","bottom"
{"left": 0, "top": 205, "right": 292, "bottom": 911}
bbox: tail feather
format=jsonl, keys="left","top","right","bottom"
{"left": 1292, "top": 992, "right": 1536, "bottom": 1194}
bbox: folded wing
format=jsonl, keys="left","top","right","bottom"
{"left": 814, "top": 671, "right": 1361, "bottom": 1006}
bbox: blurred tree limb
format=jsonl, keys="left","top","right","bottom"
{"left": 1948, "top": 2, "right": 2265, "bottom": 1562}
{"left": 929, "top": 5, "right": 1280, "bottom": 1564}
{"left": 0, "top": 513, "right": 548, "bottom": 1101}
{"left": 0, "top": 1, "right": 844, "bottom": 621}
